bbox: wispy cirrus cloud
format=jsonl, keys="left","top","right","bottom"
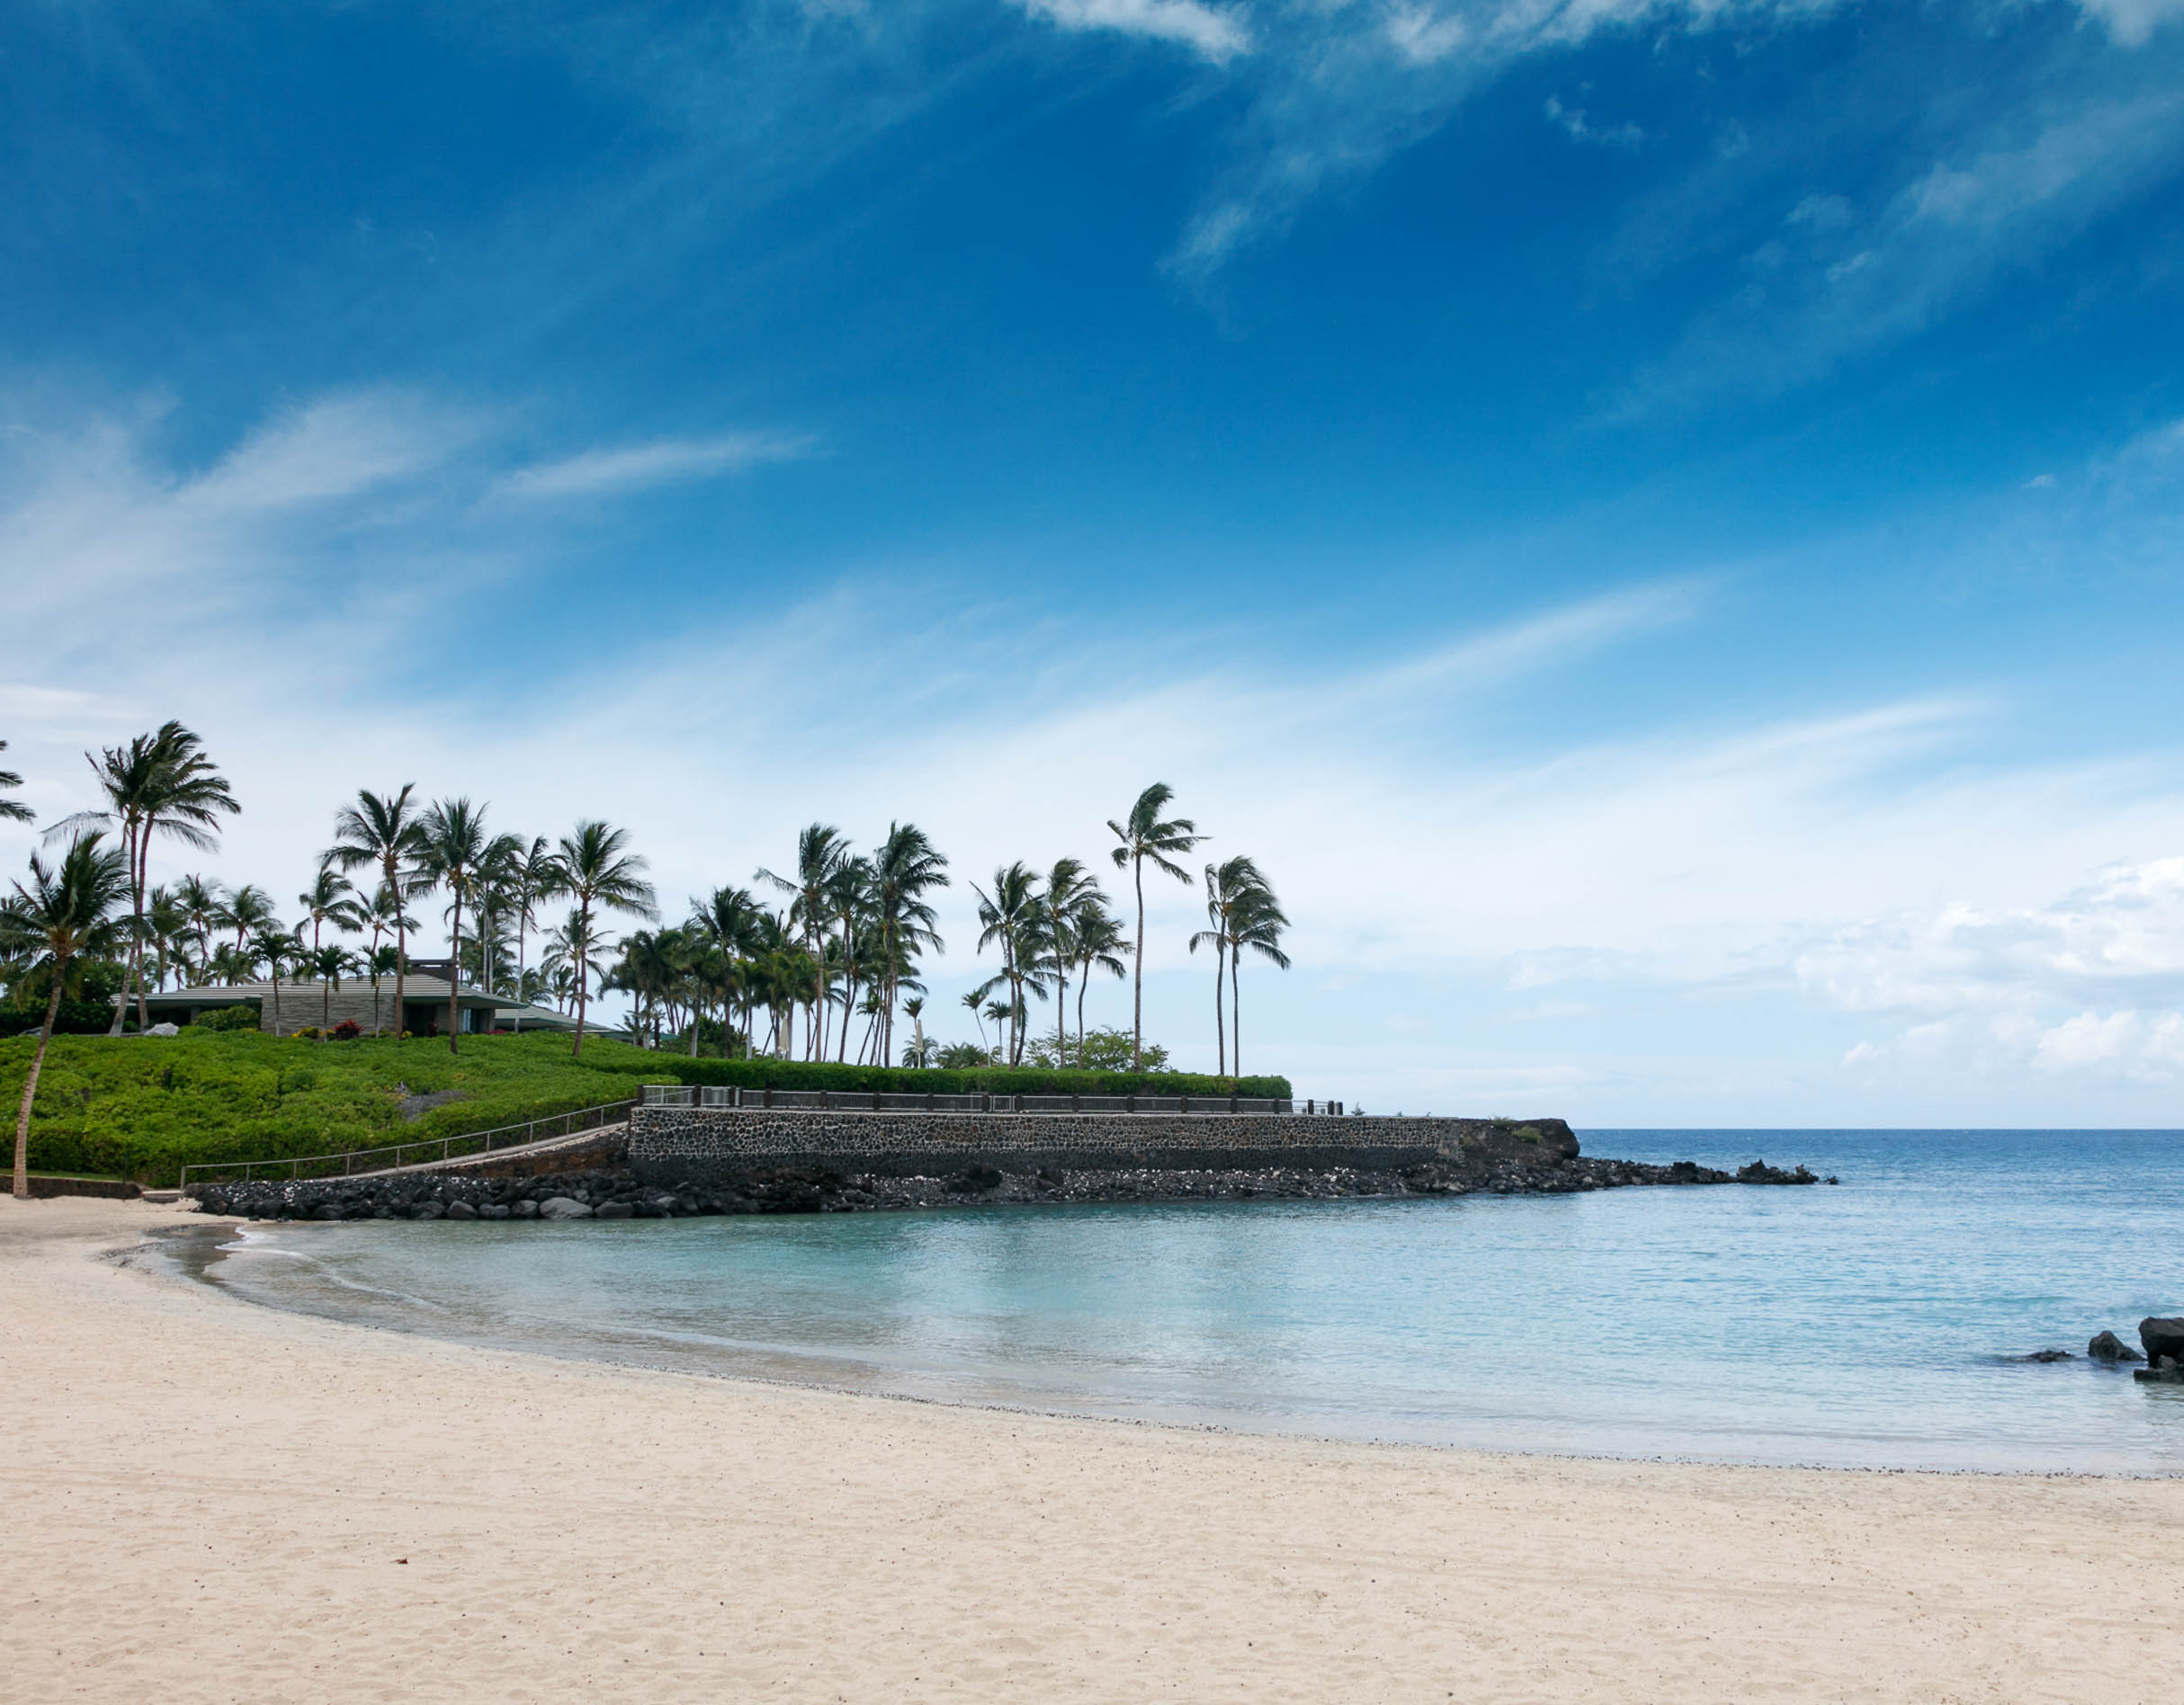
{"left": 496, "top": 430, "right": 817, "bottom": 499}
{"left": 1016, "top": 0, "right": 1250, "bottom": 61}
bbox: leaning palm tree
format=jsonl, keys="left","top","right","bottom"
{"left": 1070, "top": 904, "right": 1131, "bottom": 1061}
{"left": 413, "top": 797, "right": 496, "bottom": 1054}
{"left": 0, "top": 739, "right": 32, "bottom": 825}
{"left": 328, "top": 786, "right": 428, "bottom": 1040}
{"left": 550, "top": 820, "right": 659, "bottom": 1056}
{"left": 1107, "top": 782, "right": 1204, "bottom": 1070}
{"left": 2, "top": 833, "right": 130, "bottom": 1195}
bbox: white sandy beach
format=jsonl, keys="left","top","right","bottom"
{"left": 3, "top": 1195, "right": 2177, "bottom": 1704}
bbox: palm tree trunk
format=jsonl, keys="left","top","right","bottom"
{"left": 514, "top": 915, "right": 527, "bottom": 1034}
{"left": 1214, "top": 947, "right": 1226, "bottom": 1078}
{"left": 572, "top": 899, "right": 591, "bottom": 1058}
{"left": 1231, "top": 945, "right": 1241, "bottom": 1079}
{"left": 446, "top": 891, "right": 462, "bottom": 1054}
{"left": 1131, "top": 857, "right": 1145, "bottom": 1071}
{"left": 13, "top": 973, "right": 67, "bottom": 1197}
{"left": 133, "top": 831, "right": 152, "bottom": 1031}
{"left": 1056, "top": 971, "right": 1069, "bottom": 1065}
{"left": 109, "top": 826, "right": 137, "bottom": 1035}
{"left": 1076, "top": 961, "right": 1089, "bottom": 1057}
{"left": 389, "top": 854, "right": 407, "bottom": 1040}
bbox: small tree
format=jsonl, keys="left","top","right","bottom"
{"left": 2, "top": 834, "right": 129, "bottom": 1196}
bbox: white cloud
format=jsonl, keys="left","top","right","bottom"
{"left": 2075, "top": 0, "right": 2184, "bottom": 46}
{"left": 16, "top": 391, "right": 2184, "bottom": 1116}
{"left": 497, "top": 431, "right": 816, "bottom": 499}
{"left": 1016, "top": 0, "right": 1251, "bottom": 61}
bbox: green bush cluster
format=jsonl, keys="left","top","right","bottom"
{"left": 0, "top": 1030, "right": 1292, "bottom": 1184}
{"left": 0, "top": 1001, "right": 117, "bottom": 1040}
{"left": 581, "top": 1052, "right": 1289, "bottom": 1100}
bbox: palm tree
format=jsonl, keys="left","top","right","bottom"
{"left": 1226, "top": 868, "right": 1290, "bottom": 1078}
{"left": 961, "top": 988, "right": 989, "bottom": 1060}
{"left": 223, "top": 883, "right": 279, "bottom": 956}
{"left": 2, "top": 833, "right": 129, "bottom": 1194}
{"left": 414, "top": 797, "right": 496, "bottom": 1054}
{"left": 1070, "top": 904, "right": 1131, "bottom": 1062}
{"left": 756, "top": 824, "right": 846, "bottom": 1062}
{"left": 550, "top": 820, "right": 658, "bottom": 1056}
{"left": 1190, "top": 855, "right": 1267, "bottom": 1077}
{"left": 1107, "top": 782, "right": 1204, "bottom": 1070}
{"left": 328, "top": 786, "right": 428, "bottom": 1042}
{"left": 173, "top": 874, "right": 224, "bottom": 985}
{"left": 356, "top": 882, "right": 414, "bottom": 1034}
{"left": 1039, "top": 857, "right": 1100, "bottom": 1064}
{"left": 823, "top": 852, "right": 873, "bottom": 1062}
{"left": 504, "top": 835, "right": 561, "bottom": 1032}
{"left": 692, "top": 885, "right": 763, "bottom": 1056}
{"left": 145, "top": 885, "right": 187, "bottom": 992}
{"left": 297, "top": 862, "right": 362, "bottom": 956}
{"left": 0, "top": 740, "right": 32, "bottom": 825}
{"left": 57, "top": 722, "right": 240, "bottom": 1032}
{"left": 899, "top": 995, "right": 933, "bottom": 1067}
{"left": 306, "top": 942, "right": 354, "bottom": 1035}
{"left": 252, "top": 927, "right": 298, "bottom": 1031}
{"left": 971, "top": 862, "right": 1050, "bottom": 1067}
{"left": 870, "top": 823, "right": 949, "bottom": 1062}
{"left": 365, "top": 942, "right": 400, "bottom": 1035}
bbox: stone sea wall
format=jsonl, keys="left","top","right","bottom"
{"left": 624, "top": 1106, "right": 1580, "bottom": 1187}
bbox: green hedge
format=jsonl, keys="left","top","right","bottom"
{"left": 0, "top": 1001, "right": 118, "bottom": 1039}
{"left": 0, "top": 1030, "right": 1291, "bottom": 1183}
{"left": 586, "top": 1053, "right": 1290, "bottom": 1100}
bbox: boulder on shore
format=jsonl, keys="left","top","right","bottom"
{"left": 537, "top": 1197, "right": 593, "bottom": 1220}
{"left": 2140, "top": 1317, "right": 2184, "bottom": 1366}
{"left": 2088, "top": 1330, "right": 2144, "bottom": 1363}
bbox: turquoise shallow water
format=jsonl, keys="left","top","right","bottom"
{"left": 179, "top": 1129, "right": 2184, "bottom": 1472}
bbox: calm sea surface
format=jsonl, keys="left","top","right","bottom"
{"left": 171, "top": 1129, "right": 2184, "bottom": 1472}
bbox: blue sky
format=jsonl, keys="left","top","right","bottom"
{"left": 6, "top": 0, "right": 2184, "bottom": 1121}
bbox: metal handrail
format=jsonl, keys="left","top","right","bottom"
{"left": 638, "top": 1085, "right": 1347, "bottom": 1116}
{"left": 177, "top": 1098, "right": 637, "bottom": 1191}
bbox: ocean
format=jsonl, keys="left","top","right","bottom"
{"left": 170, "top": 1128, "right": 2184, "bottom": 1472}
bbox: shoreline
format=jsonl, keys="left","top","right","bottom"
{"left": 8, "top": 1195, "right": 2181, "bottom": 1701}
{"left": 153, "top": 1214, "right": 2163, "bottom": 1481}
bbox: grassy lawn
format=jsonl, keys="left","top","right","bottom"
{"left": 0, "top": 1030, "right": 1291, "bottom": 1184}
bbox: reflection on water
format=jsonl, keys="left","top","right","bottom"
{"left": 166, "top": 1129, "right": 2184, "bottom": 1472}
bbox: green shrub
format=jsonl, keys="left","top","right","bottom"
{"left": 194, "top": 1005, "right": 261, "bottom": 1032}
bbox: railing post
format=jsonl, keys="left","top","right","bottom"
{"left": 1230, "top": 1094, "right": 1239, "bottom": 1114}
{"left": 872, "top": 1089, "right": 882, "bottom": 1111}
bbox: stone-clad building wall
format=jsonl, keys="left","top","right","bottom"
{"left": 629, "top": 1106, "right": 1578, "bottom": 1183}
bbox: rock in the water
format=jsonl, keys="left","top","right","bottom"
{"left": 537, "top": 1197, "right": 593, "bottom": 1219}
{"left": 595, "top": 1201, "right": 636, "bottom": 1218}
{"left": 445, "top": 1200, "right": 478, "bottom": 1219}
{"left": 410, "top": 1200, "right": 445, "bottom": 1220}
{"left": 2139, "top": 1317, "right": 2184, "bottom": 1366}
{"left": 2088, "top": 1330, "right": 2144, "bottom": 1363}
{"left": 2014, "top": 1348, "right": 2073, "bottom": 1363}
{"left": 510, "top": 1200, "right": 539, "bottom": 1219}
{"left": 478, "top": 1203, "right": 510, "bottom": 1219}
